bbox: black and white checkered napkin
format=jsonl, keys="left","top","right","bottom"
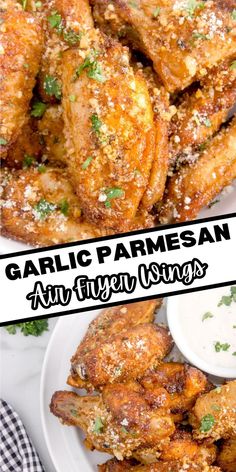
{"left": 0, "top": 399, "right": 45, "bottom": 472}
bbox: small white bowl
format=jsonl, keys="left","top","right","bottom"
{"left": 167, "top": 295, "right": 236, "bottom": 379}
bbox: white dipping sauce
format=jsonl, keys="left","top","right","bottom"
{"left": 172, "top": 287, "right": 236, "bottom": 372}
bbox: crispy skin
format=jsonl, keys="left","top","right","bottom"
{"left": 62, "top": 32, "right": 157, "bottom": 230}
{"left": 38, "top": 0, "right": 93, "bottom": 102}
{"left": 170, "top": 58, "right": 236, "bottom": 161}
{"left": 159, "top": 116, "right": 236, "bottom": 224}
{"left": 68, "top": 300, "right": 161, "bottom": 387}
{"left": 37, "top": 105, "right": 66, "bottom": 165}
{"left": 5, "top": 118, "right": 42, "bottom": 168}
{"left": 0, "top": 167, "right": 107, "bottom": 246}
{"left": 190, "top": 381, "right": 236, "bottom": 441}
{"left": 217, "top": 438, "right": 236, "bottom": 472}
{"left": 0, "top": 6, "right": 43, "bottom": 158}
{"left": 71, "top": 323, "right": 173, "bottom": 389}
{"left": 159, "top": 429, "right": 216, "bottom": 464}
{"left": 92, "top": 0, "right": 236, "bottom": 92}
{"left": 141, "top": 363, "right": 211, "bottom": 419}
{"left": 50, "top": 385, "right": 174, "bottom": 460}
{"left": 98, "top": 458, "right": 221, "bottom": 472}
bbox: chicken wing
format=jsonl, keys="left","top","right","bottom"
{"left": 0, "top": 4, "right": 43, "bottom": 158}
{"left": 170, "top": 57, "right": 236, "bottom": 163}
{"left": 5, "top": 117, "right": 42, "bottom": 168}
{"left": 37, "top": 105, "right": 66, "bottom": 165}
{"left": 50, "top": 383, "right": 175, "bottom": 460}
{"left": 98, "top": 458, "right": 221, "bottom": 472}
{"left": 92, "top": 0, "right": 236, "bottom": 92}
{"left": 68, "top": 299, "right": 161, "bottom": 387}
{"left": 159, "top": 428, "right": 216, "bottom": 464}
{"left": 217, "top": 438, "right": 236, "bottom": 472}
{"left": 140, "top": 362, "right": 212, "bottom": 420}
{"left": 0, "top": 167, "right": 107, "bottom": 246}
{"left": 159, "top": 116, "right": 236, "bottom": 224}
{"left": 190, "top": 381, "right": 236, "bottom": 442}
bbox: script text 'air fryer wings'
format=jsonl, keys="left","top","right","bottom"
{"left": 0, "top": 167, "right": 107, "bottom": 246}
{"left": 159, "top": 116, "right": 236, "bottom": 223}
{"left": 68, "top": 299, "right": 161, "bottom": 387}
{"left": 92, "top": 0, "right": 236, "bottom": 92}
{"left": 62, "top": 30, "right": 167, "bottom": 230}
{"left": 98, "top": 458, "right": 221, "bottom": 472}
{"left": 50, "top": 382, "right": 175, "bottom": 460}
{"left": 217, "top": 438, "right": 236, "bottom": 472}
{"left": 70, "top": 323, "right": 173, "bottom": 390}
{"left": 0, "top": 5, "right": 43, "bottom": 159}
{"left": 190, "top": 380, "right": 236, "bottom": 441}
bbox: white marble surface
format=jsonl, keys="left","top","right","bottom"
{"left": 0, "top": 318, "right": 58, "bottom": 472}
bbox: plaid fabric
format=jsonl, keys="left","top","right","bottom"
{"left": 0, "top": 399, "right": 45, "bottom": 472}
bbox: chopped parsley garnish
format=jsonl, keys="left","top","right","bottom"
{"left": 91, "top": 113, "right": 102, "bottom": 135}
{"left": 59, "top": 198, "right": 69, "bottom": 216}
{"left": 121, "top": 426, "right": 128, "bottom": 433}
{"left": 44, "top": 76, "right": 62, "bottom": 100}
{"left": 63, "top": 29, "right": 81, "bottom": 45}
{"left": 23, "top": 154, "right": 35, "bottom": 169}
{"left": 202, "top": 311, "right": 214, "bottom": 322}
{"left": 31, "top": 101, "right": 47, "bottom": 118}
{"left": 93, "top": 417, "right": 104, "bottom": 434}
{"left": 34, "top": 199, "right": 57, "bottom": 220}
{"left": 231, "top": 9, "right": 236, "bottom": 20}
{"left": 211, "top": 404, "right": 221, "bottom": 411}
{"left": 75, "top": 51, "right": 106, "bottom": 83}
{"left": 217, "top": 287, "right": 236, "bottom": 306}
{"left": 230, "top": 60, "right": 236, "bottom": 70}
{"left": 23, "top": 63, "right": 29, "bottom": 69}
{"left": 82, "top": 156, "right": 93, "bottom": 170}
{"left": 5, "top": 319, "right": 48, "bottom": 336}
{"left": 192, "top": 32, "right": 209, "bottom": 40}
{"left": 70, "top": 409, "right": 78, "bottom": 416}
{"left": 48, "top": 11, "right": 63, "bottom": 32}
{"left": 38, "top": 164, "right": 46, "bottom": 173}
{"left": 199, "top": 414, "right": 215, "bottom": 433}
{"left": 21, "top": 0, "right": 27, "bottom": 10}
{"left": 214, "top": 341, "right": 230, "bottom": 352}
{"left": 184, "top": 0, "right": 205, "bottom": 17}
{"left": 232, "top": 352, "right": 236, "bottom": 356}
{"left": 153, "top": 7, "right": 160, "bottom": 17}
{"left": 0, "top": 138, "right": 8, "bottom": 146}
{"left": 214, "top": 386, "right": 221, "bottom": 393}
{"left": 233, "top": 325, "right": 236, "bottom": 329}
{"left": 35, "top": 1, "right": 42, "bottom": 8}
{"left": 129, "top": 1, "right": 138, "bottom": 8}
{"left": 69, "top": 95, "right": 76, "bottom": 102}
{"left": 203, "top": 118, "right": 212, "bottom": 128}
{"left": 104, "top": 187, "right": 124, "bottom": 208}
{"left": 231, "top": 286, "right": 236, "bottom": 301}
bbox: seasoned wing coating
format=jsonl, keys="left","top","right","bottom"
{"left": 159, "top": 116, "right": 236, "bottom": 223}
{"left": 62, "top": 31, "right": 157, "bottom": 230}
{"left": 170, "top": 57, "right": 236, "bottom": 162}
{"left": 37, "top": 105, "right": 66, "bottom": 165}
{"left": 0, "top": 167, "right": 107, "bottom": 246}
{"left": 38, "top": 0, "right": 93, "bottom": 102}
{"left": 50, "top": 383, "right": 174, "bottom": 460}
{"left": 68, "top": 299, "right": 161, "bottom": 387}
{"left": 0, "top": 5, "right": 43, "bottom": 158}
{"left": 159, "top": 429, "right": 216, "bottom": 464}
{"left": 92, "top": 0, "right": 236, "bottom": 92}
{"left": 98, "top": 458, "right": 221, "bottom": 472}
{"left": 71, "top": 323, "right": 173, "bottom": 389}
{"left": 217, "top": 438, "right": 236, "bottom": 472}
{"left": 190, "top": 381, "right": 236, "bottom": 441}
{"left": 5, "top": 118, "right": 42, "bottom": 168}
{"left": 140, "top": 363, "right": 211, "bottom": 419}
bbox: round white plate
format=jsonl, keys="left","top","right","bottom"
{"left": 40, "top": 303, "right": 176, "bottom": 472}
{"left": 1, "top": 182, "right": 236, "bottom": 254}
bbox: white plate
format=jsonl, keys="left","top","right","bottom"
{"left": 40, "top": 303, "right": 179, "bottom": 472}
{"left": 1, "top": 182, "right": 236, "bottom": 254}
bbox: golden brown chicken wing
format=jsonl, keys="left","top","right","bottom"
{"left": 159, "top": 116, "right": 236, "bottom": 224}
{"left": 92, "top": 0, "right": 236, "bottom": 92}
{"left": 62, "top": 31, "right": 158, "bottom": 230}
{"left": 37, "top": 105, "right": 66, "bottom": 165}
{"left": 0, "top": 167, "right": 107, "bottom": 246}
{"left": 159, "top": 428, "right": 216, "bottom": 464}
{"left": 217, "top": 438, "right": 236, "bottom": 472}
{"left": 0, "top": 5, "right": 43, "bottom": 158}
{"left": 50, "top": 382, "right": 175, "bottom": 460}
{"left": 170, "top": 57, "right": 236, "bottom": 163}
{"left": 190, "top": 381, "right": 236, "bottom": 442}
{"left": 98, "top": 458, "right": 221, "bottom": 472}
{"left": 70, "top": 323, "right": 173, "bottom": 389}
{"left": 5, "top": 118, "right": 42, "bottom": 168}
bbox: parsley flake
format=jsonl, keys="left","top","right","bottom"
{"left": 192, "top": 32, "right": 209, "bottom": 40}
{"left": 211, "top": 405, "right": 221, "bottom": 411}
{"left": 218, "top": 295, "right": 232, "bottom": 307}
{"left": 31, "top": 101, "right": 47, "bottom": 118}
{"left": 199, "top": 414, "right": 215, "bottom": 433}
{"left": 93, "top": 417, "right": 104, "bottom": 434}
{"left": 44, "top": 76, "right": 62, "bottom": 100}
{"left": 63, "top": 29, "right": 81, "bottom": 45}
{"left": 59, "top": 198, "right": 69, "bottom": 216}
{"left": 232, "top": 352, "right": 236, "bottom": 356}
{"left": 23, "top": 154, "right": 35, "bottom": 169}
{"left": 69, "top": 95, "right": 76, "bottom": 102}
{"left": 91, "top": 114, "right": 102, "bottom": 135}
{"left": 48, "top": 11, "right": 63, "bottom": 33}
{"left": 230, "top": 60, "right": 236, "bottom": 70}
{"left": 231, "top": 9, "right": 236, "bottom": 20}
{"left": 34, "top": 199, "right": 57, "bottom": 220}
{"left": 214, "top": 341, "right": 230, "bottom": 352}
{"left": 0, "top": 138, "right": 8, "bottom": 146}
{"left": 70, "top": 409, "right": 78, "bottom": 417}
{"left": 184, "top": 0, "right": 205, "bottom": 17}
{"left": 38, "top": 164, "right": 46, "bottom": 173}
{"left": 104, "top": 187, "right": 124, "bottom": 208}
{"left": 75, "top": 51, "right": 106, "bottom": 83}
{"left": 203, "top": 118, "right": 212, "bottom": 128}
{"left": 35, "top": 1, "right": 42, "bottom": 8}
{"left": 21, "top": 0, "right": 27, "bottom": 10}
{"left": 5, "top": 319, "right": 48, "bottom": 336}
{"left": 202, "top": 312, "right": 214, "bottom": 322}
{"left": 82, "top": 156, "right": 93, "bottom": 170}
{"left": 153, "top": 7, "right": 160, "bottom": 17}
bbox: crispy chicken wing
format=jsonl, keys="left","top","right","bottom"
{"left": 70, "top": 323, "right": 173, "bottom": 389}
{"left": 170, "top": 57, "right": 236, "bottom": 163}
{"left": 0, "top": 4, "right": 43, "bottom": 158}
{"left": 50, "top": 384, "right": 175, "bottom": 460}
{"left": 62, "top": 31, "right": 159, "bottom": 230}
{"left": 159, "top": 116, "right": 236, "bottom": 223}
{"left": 68, "top": 300, "right": 161, "bottom": 387}
{"left": 98, "top": 458, "right": 221, "bottom": 472}
{"left": 190, "top": 381, "right": 236, "bottom": 442}
{"left": 0, "top": 167, "right": 107, "bottom": 246}
{"left": 37, "top": 105, "right": 66, "bottom": 165}
{"left": 159, "top": 428, "right": 216, "bottom": 464}
{"left": 92, "top": 0, "right": 236, "bottom": 92}
{"left": 140, "top": 362, "right": 212, "bottom": 420}
{"left": 5, "top": 118, "right": 42, "bottom": 168}
{"left": 217, "top": 438, "right": 236, "bottom": 472}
